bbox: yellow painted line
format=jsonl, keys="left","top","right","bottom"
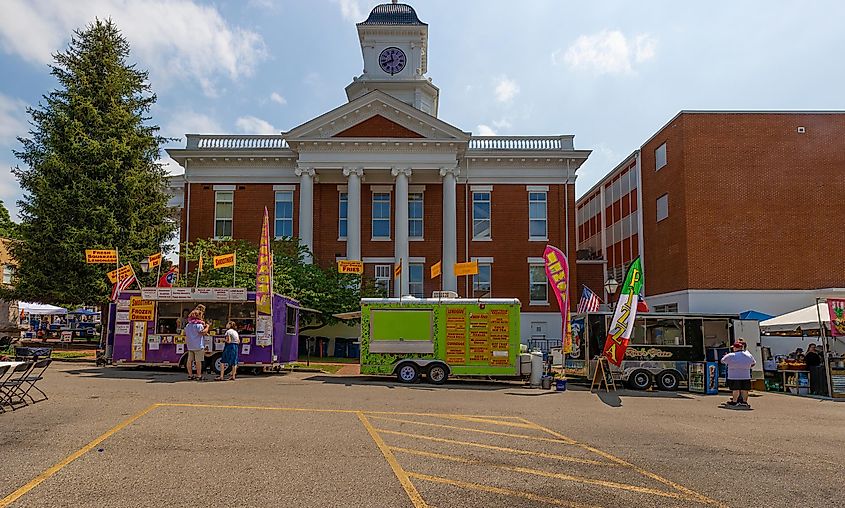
{"left": 0, "top": 403, "right": 160, "bottom": 508}
{"left": 407, "top": 472, "right": 602, "bottom": 508}
{"left": 391, "top": 447, "right": 689, "bottom": 500}
{"left": 159, "top": 402, "right": 359, "bottom": 414}
{"left": 519, "top": 418, "right": 728, "bottom": 507}
{"left": 376, "top": 429, "right": 611, "bottom": 466}
{"left": 370, "top": 415, "right": 576, "bottom": 445}
{"left": 445, "top": 415, "right": 539, "bottom": 430}
{"left": 357, "top": 412, "right": 429, "bottom": 508}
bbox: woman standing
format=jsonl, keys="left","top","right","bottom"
{"left": 217, "top": 320, "right": 240, "bottom": 381}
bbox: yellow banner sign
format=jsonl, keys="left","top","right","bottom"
{"left": 338, "top": 260, "right": 364, "bottom": 275}
{"left": 148, "top": 252, "right": 162, "bottom": 269}
{"left": 86, "top": 249, "right": 117, "bottom": 264}
{"left": 454, "top": 261, "right": 479, "bottom": 277}
{"left": 106, "top": 264, "right": 135, "bottom": 284}
{"left": 214, "top": 253, "right": 235, "bottom": 269}
{"left": 129, "top": 296, "right": 155, "bottom": 322}
{"left": 430, "top": 261, "right": 441, "bottom": 279}
{"left": 394, "top": 261, "right": 402, "bottom": 278}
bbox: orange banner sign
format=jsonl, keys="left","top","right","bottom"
{"left": 106, "top": 264, "right": 135, "bottom": 283}
{"left": 213, "top": 253, "right": 236, "bottom": 269}
{"left": 430, "top": 261, "right": 441, "bottom": 279}
{"left": 394, "top": 261, "right": 402, "bottom": 278}
{"left": 86, "top": 249, "right": 117, "bottom": 264}
{"left": 454, "top": 261, "right": 479, "bottom": 277}
{"left": 338, "top": 260, "right": 364, "bottom": 274}
{"left": 129, "top": 296, "right": 155, "bottom": 322}
{"left": 148, "top": 253, "right": 162, "bottom": 269}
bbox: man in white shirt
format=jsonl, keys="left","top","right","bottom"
{"left": 721, "top": 341, "right": 756, "bottom": 408}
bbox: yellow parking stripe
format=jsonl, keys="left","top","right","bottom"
{"left": 0, "top": 403, "right": 160, "bottom": 508}
{"left": 357, "top": 412, "right": 429, "bottom": 508}
{"left": 519, "top": 418, "right": 728, "bottom": 508}
{"left": 391, "top": 447, "right": 692, "bottom": 501}
{"left": 376, "top": 429, "right": 612, "bottom": 466}
{"left": 408, "top": 472, "right": 602, "bottom": 508}
{"left": 369, "top": 415, "right": 576, "bottom": 445}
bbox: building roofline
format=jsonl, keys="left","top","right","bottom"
{"left": 576, "top": 149, "right": 639, "bottom": 205}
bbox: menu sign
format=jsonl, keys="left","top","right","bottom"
{"left": 468, "top": 312, "right": 490, "bottom": 363}
{"left": 139, "top": 287, "right": 248, "bottom": 302}
{"left": 445, "top": 307, "right": 467, "bottom": 364}
{"left": 489, "top": 309, "right": 510, "bottom": 366}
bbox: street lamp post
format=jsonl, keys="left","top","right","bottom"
{"left": 604, "top": 277, "right": 619, "bottom": 308}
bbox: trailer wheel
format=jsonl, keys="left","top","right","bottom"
{"left": 627, "top": 370, "right": 652, "bottom": 390}
{"left": 396, "top": 363, "right": 420, "bottom": 383}
{"left": 427, "top": 364, "right": 448, "bottom": 385}
{"left": 656, "top": 370, "right": 681, "bottom": 391}
{"left": 210, "top": 353, "right": 233, "bottom": 375}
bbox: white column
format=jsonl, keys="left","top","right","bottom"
{"left": 294, "top": 166, "right": 315, "bottom": 263}
{"left": 392, "top": 167, "right": 411, "bottom": 297}
{"left": 440, "top": 166, "right": 460, "bottom": 292}
{"left": 342, "top": 167, "right": 363, "bottom": 261}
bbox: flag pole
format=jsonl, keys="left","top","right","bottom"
{"left": 155, "top": 250, "right": 162, "bottom": 289}
{"left": 232, "top": 252, "right": 237, "bottom": 288}
{"left": 195, "top": 252, "right": 201, "bottom": 288}
{"left": 115, "top": 247, "right": 121, "bottom": 300}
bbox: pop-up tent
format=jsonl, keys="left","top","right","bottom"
{"left": 19, "top": 302, "right": 68, "bottom": 315}
{"left": 760, "top": 303, "right": 829, "bottom": 333}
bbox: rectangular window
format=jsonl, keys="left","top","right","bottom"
{"left": 372, "top": 192, "right": 391, "bottom": 239}
{"left": 408, "top": 192, "right": 424, "bottom": 239}
{"left": 214, "top": 191, "right": 233, "bottom": 239}
{"left": 286, "top": 305, "right": 297, "bottom": 335}
{"left": 2, "top": 265, "right": 14, "bottom": 285}
{"left": 655, "top": 303, "right": 679, "bottom": 313}
{"left": 374, "top": 265, "right": 391, "bottom": 296}
{"left": 274, "top": 190, "right": 294, "bottom": 238}
{"left": 339, "top": 192, "right": 348, "bottom": 239}
{"left": 656, "top": 193, "right": 669, "bottom": 222}
{"left": 528, "top": 192, "right": 547, "bottom": 239}
{"left": 472, "top": 263, "right": 492, "bottom": 298}
{"left": 640, "top": 318, "right": 685, "bottom": 346}
{"left": 472, "top": 191, "right": 491, "bottom": 240}
{"left": 655, "top": 142, "right": 667, "bottom": 171}
{"left": 409, "top": 263, "right": 424, "bottom": 298}
{"left": 529, "top": 265, "right": 548, "bottom": 304}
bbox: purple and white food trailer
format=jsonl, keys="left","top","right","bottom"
{"left": 107, "top": 287, "right": 300, "bottom": 374}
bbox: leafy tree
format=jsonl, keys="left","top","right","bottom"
{"left": 0, "top": 201, "right": 18, "bottom": 239}
{"left": 182, "top": 238, "right": 383, "bottom": 331}
{"left": 9, "top": 19, "right": 175, "bottom": 305}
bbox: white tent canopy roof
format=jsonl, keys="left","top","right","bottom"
{"left": 19, "top": 302, "right": 68, "bottom": 315}
{"left": 760, "top": 303, "right": 829, "bottom": 332}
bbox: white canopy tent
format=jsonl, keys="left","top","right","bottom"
{"left": 19, "top": 302, "right": 68, "bottom": 315}
{"left": 760, "top": 303, "right": 829, "bottom": 333}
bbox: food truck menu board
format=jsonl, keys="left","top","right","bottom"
{"left": 131, "top": 321, "right": 146, "bottom": 361}
{"left": 831, "top": 369, "right": 845, "bottom": 399}
{"left": 489, "top": 309, "right": 510, "bottom": 366}
{"left": 468, "top": 312, "right": 490, "bottom": 363}
{"left": 140, "top": 287, "right": 247, "bottom": 301}
{"left": 445, "top": 307, "right": 467, "bottom": 364}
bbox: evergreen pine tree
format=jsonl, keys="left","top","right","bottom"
{"left": 0, "top": 201, "right": 18, "bottom": 239}
{"left": 11, "top": 19, "right": 175, "bottom": 305}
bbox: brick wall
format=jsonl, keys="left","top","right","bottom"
{"left": 576, "top": 261, "right": 606, "bottom": 302}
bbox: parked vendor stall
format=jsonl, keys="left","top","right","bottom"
{"left": 107, "top": 288, "right": 300, "bottom": 374}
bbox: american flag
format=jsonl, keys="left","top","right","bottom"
{"left": 577, "top": 286, "right": 602, "bottom": 313}
{"left": 110, "top": 274, "right": 137, "bottom": 301}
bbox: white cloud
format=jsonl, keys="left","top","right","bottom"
{"left": 0, "top": 162, "right": 22, "bottom": 221}
{"left": 333, "top": 0, "right": 363, "bottom": 23}
{"left": 557, "top": 30, "right": 657, "bottom": 75}
{"left": 0, "top": 0, "right": 267, "bottom": 97}
{"left": 494, "top": 76, "right": 520, "bottom": 103}
{"left": 163, "top": 111, "right": 224, "bottom": 141}
{"left": 270, "top": 92, "right": 287, "bottom": 106}
{"left": 0, "top": 94, "right": 28, "bottom": 145}
{"left": 476, "top": 124, "right": 497, "bottom": 136}
{"left": 157, "top": 157, "right": 183, "bottom": 176}
{"left": 235, "top": 116, "right": 277, "bottom": 134}
{"left": 492, "top": 118, "right": 512, "bottom": 131}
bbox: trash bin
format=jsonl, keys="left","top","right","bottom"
{"left": 347, "top": 341, "right": 360, "bottom": 358}
{"left": 333, "top": 338, "right": 348, "bottom": 358}
{"left": 318, "top": 338, "right": 329, "bottom": 358}
{"left": 555, "top": 378, "right": 567, "bottom": 391}
{"left": 541, "top": 375, "right": 553, "bottom": 390}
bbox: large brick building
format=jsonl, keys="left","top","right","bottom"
{"left": 167, "top": 2, "right": 591, "bottom": 340}
{"left": 576, "top": 111, "right": 845, "bottom": 315}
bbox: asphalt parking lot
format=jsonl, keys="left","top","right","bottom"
{"left": 2, "top": 364, "right": 844, "bottom": 507}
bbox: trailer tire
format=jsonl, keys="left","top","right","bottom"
{"left": 209, "top": 353, "right": 233, "bottom": 376}
{"left": 427, "top": 364, "right": 449, "bottom": 385}
{"left": 656, "top": 370, "right": 681, "bottom": 391}
{"left": 627, "top": 370, "right": 653, "bottom": 390}
{"left": 396, "top": 362, "right": 420, "bottom": 384}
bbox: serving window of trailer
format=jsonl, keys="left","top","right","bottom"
{"left": 625, "top": 317, "right": 695, "bottom": 347}
{"left": 154, "top": 302, "right": 256, "bottom": 336}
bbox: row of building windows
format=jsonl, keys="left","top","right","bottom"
{"left": 372, "top": 261, "right": 551, "bottom": 304}
{"left": 212, "top": 189, "right": 549, "bottom": 241}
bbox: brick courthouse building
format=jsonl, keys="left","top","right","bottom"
{"left": 167, "top": 2, "right": 591, "bottom": 340}
{"left": 577, "top": 111, "right": 845, "bottom": 315}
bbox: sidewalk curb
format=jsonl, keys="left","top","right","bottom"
{"left": 51, "top": 357, "right": 97, "bottom": 364}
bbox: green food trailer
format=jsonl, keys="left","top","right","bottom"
{"left": 360, "top": 297, "right": 525, "bottom": 384}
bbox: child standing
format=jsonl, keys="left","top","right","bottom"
{"left": 218, "top": 320, "right": 240, "bottom": 381}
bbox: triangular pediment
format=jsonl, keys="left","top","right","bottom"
{"left": 283, "top": 90, "right": 469, "bottom": 142}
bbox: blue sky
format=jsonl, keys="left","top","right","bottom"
{"left": 1, "top": 0, "right": 844, "bottom": 220}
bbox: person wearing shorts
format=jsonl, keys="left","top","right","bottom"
{"left": 184, "top": 306, "right": 209, "bottom": 381}
{"left": 721, "top": 341, "right": 756, "bottom": 408}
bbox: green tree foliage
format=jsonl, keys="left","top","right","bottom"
{"left": 10, "top": 19, "right": 175, "bottom": 305}
{"left": 182, "top": 238, "right": 383, "bottom": 330}
{"left": 0, "top": 201, "right": 18, "bottom": 239}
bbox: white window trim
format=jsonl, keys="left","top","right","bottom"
{"left": 273, "top": 184, "right": 295, "bottom": 191}
{"left": 472, "top": 190, "right": 492, "bottom": 241}
{"left": 472, "top": 262, "right": 492, "bottom": 296}
{"left": 363, "top": 257, "right": 396, "bottom": 264}
{"left": 338, "top": 191, "right": 348, "bottom": 241}
{"left": 471, "top": 185, "right": 493, "bottom": 192}
{"left": 213, "top": 184, "right": 236, "bottom": 191}
{"left": 528, "top": 262, "right": 549, "bottom": 306}
{"left": 528, "top": 190, "right": 548, "bottom": 241}
{"left": 213, "top": 190, "right": 234, "bottom": 240}
{"left": 408, "top": 191, "right": 424, "bottom": 241}
{"left": 273, "top": 190, "right": 294, "bottom": 239}
{"left": 471, "top": 257, "right": 494, "bottom": 263}
{"left": 408, "top": 262, "right": 425, "bottom": 298}
{"left": 371, "top": 190, "right": 392, "bottom": 241}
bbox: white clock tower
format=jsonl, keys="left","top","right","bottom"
{"left": 345, "top": 1, "right": 440, "bottom": 117}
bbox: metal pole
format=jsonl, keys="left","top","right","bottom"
{"left": 155, "top": 251, "right": 162, "bottom": 288}
{"left": 233, "top": 252, "right": 237, "bottom": 288}
{"left": 816, "top": 297, "right": 834, "bottom": 398}
{"left": 115, "top": 247, "right": 120, "bottom": 299}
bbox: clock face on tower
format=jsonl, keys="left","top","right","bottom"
{"left": 379, "top": 47, "right": 406, "bottom": 75}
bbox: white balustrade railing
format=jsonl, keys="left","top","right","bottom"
{"left": 468, "top": 136, "right": 574, "bottom": 151}
{"left": 186, "top": 134, "right": 288, "bottom": 150}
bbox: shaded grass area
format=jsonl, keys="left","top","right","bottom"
{"left": 295, "top": 356, "right": 358, "bottom": 364}
{"left": 287, "top": 363, "right": 344, "bottom": 374}
{"left": 51, "top": 351, "right": 96, "bottom": 360}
